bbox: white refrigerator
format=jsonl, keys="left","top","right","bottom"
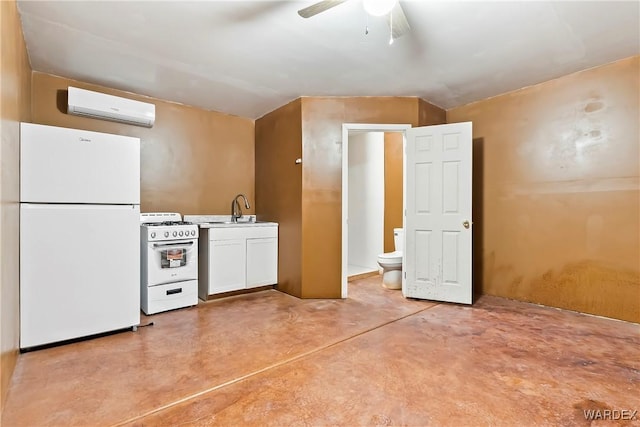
{"left": 20, "top": 123, "right": 141, "bottom": 349}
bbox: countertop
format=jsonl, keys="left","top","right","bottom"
{"left": 184, "top": 215, "right": 278, "bottom": 228}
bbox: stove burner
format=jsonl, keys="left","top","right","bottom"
{"left": 143, "top": 221, "right": 193, "bottom": 227}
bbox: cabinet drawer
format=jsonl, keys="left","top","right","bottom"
{"left": 209, "top": 226, "right": 277, "bottom": 240}
{"left": 142, "top": 280, "right": 198, "bottom": 315}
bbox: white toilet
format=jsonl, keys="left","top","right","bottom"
{"left": 377, "top": 228, "right": 403, "bottom": 290}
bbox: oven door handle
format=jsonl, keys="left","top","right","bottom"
{"left": 152, "top": 241, "right": 195, "bottom": 249}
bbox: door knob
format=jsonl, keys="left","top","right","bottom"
{"left": 463, "top": 220, "right": 470, "bottom": 229}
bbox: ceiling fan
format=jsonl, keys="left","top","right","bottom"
{"left": 298, "top": 0, "right": 411, "bottom": 41}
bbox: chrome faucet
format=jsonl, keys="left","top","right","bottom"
{"left": 231, "top": 194, "right": 250, "bottom": 223}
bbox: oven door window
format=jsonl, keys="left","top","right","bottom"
{"left": 162, "top": 248, "right": 186, "bottom": 268}
{"left": 153, "top": 241, "right": 194, "bottom": 269}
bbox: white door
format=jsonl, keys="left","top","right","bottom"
{"left": 20, "top": 203, "right": 140, "bottom": 348}
{"left": 246, "top": 237, "right": 278, "bottom": 288}
{"left": 403, "top": 122, "right": 473, "bottom": 304}
{"left": 209, "top": 239, "right": 246, "bottom": 293}
{"left": 20, "top": 123, "right": 140, "bottom": 204}
{"left": 145, "top": 239, "right": 198, "bottom": 286}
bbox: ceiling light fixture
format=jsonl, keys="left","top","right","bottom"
{"left": 363, "top": 0, "right": 398, "bottom": 17}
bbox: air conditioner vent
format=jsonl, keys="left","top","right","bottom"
{"left": 67, "top": 86, "right": 155, "bottom": 128}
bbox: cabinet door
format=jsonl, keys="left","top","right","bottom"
{"left": 209, "top": 239, "right": 246, "bottom": 293}
{"left": 246, "top": 237, "right": 278, "bottom": 288}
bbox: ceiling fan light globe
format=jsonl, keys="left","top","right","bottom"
{"left": 363, "top": 0, "right": 397, "bottom": 16}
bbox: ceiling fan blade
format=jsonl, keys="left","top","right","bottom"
{"left": 298, "top": 0, "right": 349, "bottom": 18}
{"left": 389, "top": 2, "right": 411, "bottom": 39}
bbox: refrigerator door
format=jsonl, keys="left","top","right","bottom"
{"left": 20, "top": 123, "right": 140, "bottom": 204}
{"left": 20, "top": 203, "right": 140, "bottom": 348}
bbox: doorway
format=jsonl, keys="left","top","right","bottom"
{"left": 341, "top": 124, "right": 411, "bottom": 298}
{"left": 347, "top": 131, "right": 384, "bottom": 278}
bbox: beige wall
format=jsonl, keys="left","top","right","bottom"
{"left": 447, "top": 56, "right": 640, "bottom": 322}
{"left": 0, "top": 0, "right": 32, "bottom": 409}
{"left": 300, "top": 97, "right": 446, "bottom": 297}
{"left": 31, "top": 73, "right": 255, "bottom": 216}
{"left": 419, "top": 98, "right": 447, "bottom": 126}
{"left": 255, "top": 99, "right": 303, "bottom": 297}
{"left": 384, "top": 132, "right": 403, "bottom": 253}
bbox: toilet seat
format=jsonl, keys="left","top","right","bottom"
{"left": 377, "top": 251, "right": 402, "bottom": 267}
{"left": 378, "top": 228, "right": 404, "bottom": 290}
{"left": 378, "top": 251, "right": 402, "bottom": 260}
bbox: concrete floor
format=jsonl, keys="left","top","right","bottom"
{"left": 2, "top": 276, "right": 639, "bottom": 426}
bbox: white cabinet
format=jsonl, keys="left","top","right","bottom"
{"left": 246, "top": 237, "right": 278, "bottom": 287}
{"left": 209, "top": 238, "right": 245, "bottom": 293}
{"left": 198, "top": 224, "right": 278, "bottom": 299}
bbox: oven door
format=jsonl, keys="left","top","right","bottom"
{"left": 146, "top": 239, "right": 198, "bottom": 286}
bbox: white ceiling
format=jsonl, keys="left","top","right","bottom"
{"left": 17, "top": 0, "right": 640, "bottom": 119}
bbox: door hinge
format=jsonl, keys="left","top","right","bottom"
{"left": 404, "top": 271, "right": 406, "bottom": 279}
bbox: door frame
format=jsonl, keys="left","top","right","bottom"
{"left": 341, "top": 123, "right": 412, "bottom": 298}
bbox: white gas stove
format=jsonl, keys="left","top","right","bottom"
{"left": 140, "top": 212, "right": 199, "bottom": 315}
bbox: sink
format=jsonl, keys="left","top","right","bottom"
{"left": 200, "top": 220, "right": 273, "bottom": 226}
{"left": 209, "top": 220, "right": 260, "bottom": 224}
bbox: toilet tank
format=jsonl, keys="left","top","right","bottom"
{"left": 394, "top": 228, "right": 404, "bottom": 252}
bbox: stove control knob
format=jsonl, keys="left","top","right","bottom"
{"left": 179, "top": 231, "right": 184, "bottom": 237}
{"left": 150, "top": 232, "right": 156, "bottom": 238}
{"left": 164, "top": 232, "right": 169, "bottom": 238}
{"left": 173, "top": 231, "right": 177, "bottom": 237}
{"left": 191, "top": 230, "right": 196, "bottom": 236}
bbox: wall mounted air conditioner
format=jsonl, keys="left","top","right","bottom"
{"left": 67, "top": 86, "right": 156, "bottom": 128}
